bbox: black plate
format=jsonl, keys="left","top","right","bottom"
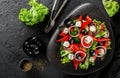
{"left": 47, "top": 3, "right": 115, "bottom": 75}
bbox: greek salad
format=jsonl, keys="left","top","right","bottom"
{"left": 56, "top": 15, "right": 111, "bottom": 70}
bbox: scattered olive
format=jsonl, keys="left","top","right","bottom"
{"left": 89, "top": 50, "right": 96, "bottom": 56}
{"left": 89, "top": 23, "right": 94, "bottom": 26}
{"left": 69, "top": 37, "right": 74, "bottom": 44}
{"left": 81, "top": 29, "right": 88, "bottom": 35}
{"left": 64, "top": 19, "right": 74, "bottom": 27}
{"left": 75, "top": 53, "right": 82, "bottom": 60}
{"left": 98, "top": 42, "right": 104, "bottom": 46}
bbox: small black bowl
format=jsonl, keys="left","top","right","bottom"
{"left": 23, "top": 36, "right": 43, "bottom": 57}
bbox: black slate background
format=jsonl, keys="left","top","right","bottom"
{"left": 0, "top": 0, "right": 120, "bottom": 78}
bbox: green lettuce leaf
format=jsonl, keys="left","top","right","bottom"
{"left": 61, "top": 56, "right": 70, "bottom": 64}
{"left": 19, "top": 0, "right": 49, "bottom": 26}
{"left": 102, "top": 0, "right": 120, "bottom": 17}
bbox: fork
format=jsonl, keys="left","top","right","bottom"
{"left": 44, "top": 0, "right": 69, "bottom": 33}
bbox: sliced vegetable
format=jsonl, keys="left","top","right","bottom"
{"left": 69, "top": 26, "right": 80, "bottom": 37}
{"left": 96, "top": 46, "right": 107, "bottom": 57}
{"left": 79, "top": 49, "right": 90, "bottom": 70}
{"left": 81, "top": 35, "right": 93, "bottom": 48}
{"left": 95, "top": 31, "right": 105, "bottom": 38}
{"left": 57, "top": 35, "right": 70, "bottom": 42}
{"left": 90, "top": 42, "right": 98, "bottom": 50}
{"left": 78, "top": 15, "right": 83, "bottom": 21}
{"left": 86, "top": 16, "right": 92, "bottom": 23}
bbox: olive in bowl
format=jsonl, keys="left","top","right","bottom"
{"left": 23, "top": 36, "right": 43, "bottom": 56}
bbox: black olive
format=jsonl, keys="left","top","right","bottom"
{"left": 69, "top": 37, "right": 74, "bottom": 43}
{"left": 76, "top": 53, "right": 82, "bottom": 60}
{"left": 27, "top": 51, "right": 32, "bottom": 55}
{"left": 33, "top": 50, "right": 40, "bottom": 55}
{"left": 23, "top": 36, "right": 42, "bottom": 56}
{"left": 89, "top": 23, "right": 94, "bottom": 26}
{"left": 81, "top": 29, "right": 88, "bottom": 35}
{"left": 36, "top": 41, "right": 42, "bottom": 46}
{"left": 31, "top": 36, "right": 38, "bottom": 42}
{"left": 64, "top": 19, "right": 74, "bottom": 27}
{"left": 26, "top": 44, "right": 30, "bottom": 48}
{"left": 25, "top": 48, "right": 30, "bottom": 52}
{"left": 98, "top": 42, "right": 104, "bottom": 46}
{"left": 89, "top": 50, "right": 96, "bottom": 56}
{"left": 24, "top": 41, "right": 29, "bottom": 45}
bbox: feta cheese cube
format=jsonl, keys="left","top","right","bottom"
{"left": 85, "top": 36, "right": 92, "bottom": 44}
{"left": 68, "top": 54, "right": 74, "bottom": 60}
{"left": 63, "top": 28, "right": 69, "bottom": 34}
{"left": 75, "top": 21, "right": 81, "bottom": 27}
{"left": 63, "top": 41, "right": 70, "bottom": 47}
{"left": 90, "top": 25, "right": 96, "bottom": 32}
{"left": 98, "top": 49, "right": 105, "bottom": 56}
{"left": 89, "top": 57, "right": 95, "bottom": 62}
{"left": 104, "top": 31, "right": 109, "bottom": 38}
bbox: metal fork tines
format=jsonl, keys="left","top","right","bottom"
{"left": 44, "top": 0, "right": 69, "bottom": 33}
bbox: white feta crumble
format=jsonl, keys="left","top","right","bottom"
{"left": 104, "top": 31, "right": 109, "bottom": 38}
{"left": 75, "top": 21, "right": 82, "bottom": 27}
{"left": 85, "top": 36, "right": 92, "bottom": 44}
{"left": 63, "top": 28, "right": 69, "bottom": 34}
{"left": 68, "top": 54, "right": 74, "bottom": 60}
{"left": 90, "top": 25, "right": 96, "bottom": 32}
{"left": 63, "top": 41, "right": 70, "bottom": 47}
{"left": 98, "top": 49, "right": 105, "bottom": 56}
{"left": 89, "top": 57, "right": 95, "bottom": 62}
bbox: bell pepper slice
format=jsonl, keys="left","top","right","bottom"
{"left": 100, "top": 24, "right": 105, "bottom": 30}
{"left": 56, "top": 36, "right": 70, "bottom": 42}
{"left": 68, "top": 44, "right": 79, "bottom": 52}
{"left": 86, "top": 16, "right": 92, "bottom": 23}
{"left": 78, "top": 15, "right": 83, "bottom": 21}
{"left": 104, "top": 41, "right": 109, "bottom": 48}
{"left": 59, "top": 30, "right": 67, "bottom": 36}
{"left": 73, "top": 59, "right": 81, "bottom": 70}
{"left": 81, "top": 21, "right": 89, "bottom": 30}
{"left": 97, "top": 38, "right": 110, "bottom": 42}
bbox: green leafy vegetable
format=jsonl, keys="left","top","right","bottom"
{"left": 19, "top": 0, "right": 49, "bottom": 26}
{"left": 93, "top": 19, "right": 102, "bottom": 25}
{"left": 73, "top": 19, "right": 78, "bottom": 23}
{"left": 61, "top": 56, "right": 70, "bottom": 64}
{"left": 102, "top": 0, "right": 120, "bottom": 17}
{"left": 79, "top": 49, "right": 90, "bottom": 70}
{"left": 70, "top": 27, "right": 79, "bottom": 36}
{"left": 73, "top": 37, "right": 81, "bottom": 43}
{"left": 95, "top": 31, "right": 105, "bottom": 38}
{"left": 91, "top": 42, "right": 98, "bottom": 50}
{"left": 90, "top": 62, "right": 95, "bottom": 66}
{"left": 107, "top": 41, "right": 111, "bottom": 49}
{"left": 60, "top": 50, "right": 68, "bottom": 57}
{"left": 60, "top": 50, "right": 72, "bottom": 57}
